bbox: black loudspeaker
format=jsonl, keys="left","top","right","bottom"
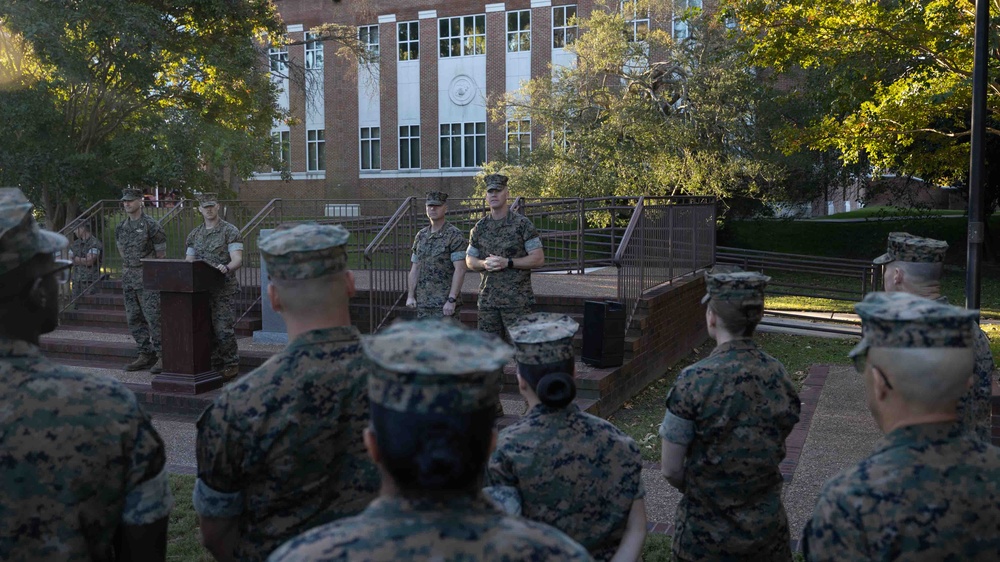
{"left": 582, "top": 300, "right": 625, "bottom": 368}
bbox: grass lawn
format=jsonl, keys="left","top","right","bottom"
{"left": 817, "top": 206, "right": 966, "bottom": 219}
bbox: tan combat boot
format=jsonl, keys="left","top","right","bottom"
{"left": 125, "top": 353, "right": 156, "bottom": 372}
{"left": 221, "top": 364, "right": 240, "bottom": 382}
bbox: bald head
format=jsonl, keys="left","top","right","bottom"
{"left": 869, "top": 347, "right": 974, "bottom": 411}
{"left": 883, "top": 260, "right": 943, "bottom": 296}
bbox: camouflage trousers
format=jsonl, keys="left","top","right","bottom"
{"left": 477, "top": 306, "right": 531, "bottom": 343}
{"left": 416, "top": 304, "right": 463, "bottom": 321}
{"left": 71, "top": 268, "right": 101, "bottom": 300}
{"left": 672, "top": 500, "right": 792, "bottom": 562}
{"left": 121, "top": 267, "right": 161, "bottom": 356}
{"left": 208, "top": 281, "right": 239, "bottom": 368}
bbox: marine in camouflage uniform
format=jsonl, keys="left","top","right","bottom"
{"left": 186, "top": 193, "right": 243, "bottom": 376}
{"left": 874, "top": 232, "right": 997, "bottom": 441}
{"left": 194, "top": 224, "right": 379, "bottom": 561}
{"left": 0, "top": 188, "right": 173, "bottom": 561}
{"left": 68, "top": 224, "right": 102, "bottom": 300}
{"left": 115, "top": 188, "right": 167, "bottom": 371}
{"left": 660, "top": 272, "right": 800, "bottom": 562}
{"left": 268, "top": 319, "right": 592, "bottom": 562}
{"left": 466, "top": 174, "right": 544, "bottom": 338}
{"left": 802, "top": 292, "right": 1000, "bottom": 561}
{"left": 486, "top": 313, "right": 646, "bottom": 561}
{"left": 408, "top": 191, "right": 467, "bottom": 320}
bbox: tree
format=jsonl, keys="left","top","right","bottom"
{"left": 0, "top": 0, "right": 286, "bottom": 228}
{"left": 730, "top": 0, "right": 1000, "bottom": 212}
{"left": 488, "top": 0, "right": 786, "bottom": 217}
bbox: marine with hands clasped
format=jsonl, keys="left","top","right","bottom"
{"left": 407, "top": 191, "right": 468, "bottom": 320}
{"left": 116, "top": 187, "right": 167, "bottom": 373}
{"left": 874, "top": 231, "right": 997, "bottom": 441}
{"left": 185, "top": 193, "right": 244, "bottom": 380}
{"left": 802, "top": 292, "right": 1000, "bottom": 561}
{"left": 485, "top": 312, "right": 647, "bottom": 561}
{"left": 659, "top": 271, "right": 800, "bottom": 562}
{"left": 0, "top": 188, "right": 173, "bottom": 562}
{"left": 268, "top": 319, "right": 593, "bottom": 562}
{"left": 68, "top": 221, "right": 103, "bottom": 300}
{"left": 193, "top": 224, "right": 379, "bottom": 562}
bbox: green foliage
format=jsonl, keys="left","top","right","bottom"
{"left": 168, "top": 474, "right": 213, "bottom": 561}
{"left": 489, "top": 1, "right": 785, "bottom": 216}
{"left": 0, "top": 0, "right": 285, "bottom": 227}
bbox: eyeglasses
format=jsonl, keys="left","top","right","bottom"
{"left": 48, "top": 259, "right": 73, "bottom": 285}
{"left": 852, "top": 347, "right": 893, "bottom": 390}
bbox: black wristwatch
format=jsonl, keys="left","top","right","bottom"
{"left": 507, "top": 258, "right": 514, "bottom": 269}
{"left": 447, "top": 296, "right": 457, "bottom": 304}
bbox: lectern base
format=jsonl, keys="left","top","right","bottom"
{"left": 151, "top": 370, "right": 223, "bottom": 394}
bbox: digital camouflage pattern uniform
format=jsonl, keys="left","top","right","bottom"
{"left": 412, "top": 198, "right": 466, "bottom": 319}
{"left": 660, "top": 272, "right": 800, "bottom": 562}
{"left": 115, "top": 189, "right": 166, "bottom": 357}
{"left": 874, "top": 233, "right": 997, "bottom": 441}
{"left": 68, "top": 232, "right": 102, "bottom": 299}
{"left": 0, "top": 188, "right": 173, "bottom": 561}
{"left": 802, "top": 292, "right": 1000, "bottom": 561}
{"left": 486, "top": 313, "right": 644, "bottom": 561}
{"left": 269, "top": 319, "right": 592, "bottom": 562}
{"left": 193, "top": 224, "right": 379, "bottom": 561}
{"left": 467, "top": 177, "right": 542, "bottom": 338}
{"left": 186, "top": 197, "right": 243, "bottom": 369}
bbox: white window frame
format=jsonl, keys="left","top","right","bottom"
{"left": 305, "top": 32, "right": 324, "bottom": 70}
{"left": 307, "top": 129, "right": 325, "bottom": 172}
{"left": 439, "top": 122, "right": 486, "bottom": 168}
{"left": 360, "top": 126, "right": 381, "bottom": 171}
{"left": 621, "top": 1, "right": 650, "bottom": 43}
{"left": 506, "top": 119, "right": 531, "bottom": 159}
{"left": 507, "top": 10, "right": 531, "bottom": 53}
{"left": 439, "top": 15, "right": 486, "bottom": 58}
{"left": 398, "top": 125, "right": 421, "bottom": 170}
{"left": 359, "top": 25, "right": 380, "bottom": 59}
{"left": 398, "top": 21, "right": 419, "bottom": 61}
{"left": 552, "top": 5, "right": 578, "bottom": 49}
{"left": 269, "top": 44, "right": 288, "bottom": 73}
{"left": 271, "top": 131, "right": 290, "bottom": 172}
{"left": 673, "top": 0, "right": 703, "bottom": 40}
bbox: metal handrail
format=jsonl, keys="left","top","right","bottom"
{"left": 156, "top": 198, "right": 189, "bottom": 225}
{"left": 59, "top": 200, "right": 108, "bottom": 236}
{"left": 364, "top": 197, "right": 416, "bottom": 261}
{"left": 613, "top": 196, "right": 645, "bottom": 266}
{"left": 240, "top": 198, "right": 282, "bottom": 237}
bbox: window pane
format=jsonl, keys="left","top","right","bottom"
{"left": 411, "top": 139, "right": 420, "bottom": 168}
{"left": 440, "top": 19, "right": 449, "bottom": 37}
{"left": 371, "top": 140, "right": 380, "bottom": 169}
{"left": 521, "top": 11, "right": 530, "bottom": 28}
{"left": 361, "top": 143, "right": 370, "bottom": 169}
{"left": 451, "top": 18, "right": 461, "bottom": 36}
{"left": 412, "top": 42, "right": 419, "bottom": 59}
{"left": 464, "top": 136, "right": 474, "bottom": 167}
{"left": 372, "top": 127, "right": 380, "bottom": 137}
{"left": 476, "top": 122, "right": 485, "bottom": 134}
{"left": 464, "top": 123, "right": 474, "bottom": 135}
{"left": 452, "top": 137, "right": 461, "bottom": 166}
{"left": 554, "top": 8, "right": 565, "bottom": 27}
{"left": 441, "top": 124, "right": 449, "bottom": 135}
{"left": 566, "top": 28, "right": 577, "bottom": 44}
{"left": 317, "top": 144, "right": 325, "bottom": 170}
{"left": 361, "top": 128, "right": 369, "bottom": 139}
{"left": 400, "top": 139, "right": 410, "bottom": 167}
{"left": 554, "top": 29, "right": 564, "bottom": 48}
{"left": 508, "top": 12, "right": 517, "bottom": 30}
{"left": 475, "top": 136, "right": 485, "bottom": 166}
{"left": 399, "top": 24, "right": 407, "bottom": 41}
{"left": 440, "top": 137, "right": 450, "bottom": 167}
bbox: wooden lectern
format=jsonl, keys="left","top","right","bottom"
{"left": 143, "top": 259, "right": 224, "bottom": 394}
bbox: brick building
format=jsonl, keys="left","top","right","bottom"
{"left": 240, "top": 1, "right": 702, "bottom": 204}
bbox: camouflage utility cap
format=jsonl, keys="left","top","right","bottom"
{"left": 849, "top": 291, "right": 978, "bottom": 360}
{"left": 426, "top": 192, "right": 448, "bottom": 206}
{"left": 508, "top": 312, "right": 579, "bottom": 365}
{"left": 259, "top": 223, "right": 350, "bottom": 280}
{"left": 363, "top": 319, "right": 513, "bottom": 414}
{"left": 120, "top": 188, "right": 143, "bottom": 201}
{"left": 702, "top": 271, "right": 770, "bottom": 306}
{"left": 197, "top": 193, "right": 218, "bottom": 207}
{"left": 0, "top": 188, "right": 68, "bottom": 276}
{"left": 485, "top": 174, "right": 509, "bottom": 191}
{"left": 873, "top": 232, "right": 948, "bottom": 264}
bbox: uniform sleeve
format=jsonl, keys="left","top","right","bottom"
{"left": 521, "top": 217, "right": 542, "bottom": 253}
{"left": 659, "top": 370, "right": 702, "bottom": 445}
{"left": 467, "top": 224, "right": 482, "bottom": 258}
{"left": 121, "top": 398, "right": 174, "bottom": 525}
{"left": 226, "top": 224, "right": 244, "bottom": 253}
{"left": 193, "top": 398, "right": 246, "bottom": 518}
{"left": 484, "top": 443, "right": 522, "bottom": 515}
{"left": 801, "top": 480, "right": 868, "bottom": 562}
{"left": 411, "top": 232, "right": 421, "bottom": 263}
{"left": 621, "top": 438, "right": 646, "bottom": 501}
{"left": 449, "top": 229, "right": 467, "bottom": 263}
{"left": 150, "top": 220, "right": 167, "bottom": 253}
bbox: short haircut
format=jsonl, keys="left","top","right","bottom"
{"left": 271, "top": 272, "right": 348, "bottom": 316}
{"left": 371, "top": 403, "right": 495, "bottom": 494}
{"left": 517, "top": 357, "right": 577, "bottom": 409}
{"left": 893, "top": 261, "right": 943, "bottom": 286}
{"left": 869, "top": 347, "right": 974, "bottom": 408}
{"left": 708, "top": 299, "right": 763, "bottom": 338}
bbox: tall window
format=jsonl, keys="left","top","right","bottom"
{"left": 360, "top": 127, "right": 381, "bottom": 170}
{"left": 507, "top": 10, "right": 530, "bottom": 52}
{"left": 269, "top": 45, "right": 288, "bottom": 73}
{"left": 307, "top": 129, "right": 325, "bottom": 172}
{"left": 506, "top": 119, "right": 531, "bottom": 159}
{"left": 440, "top": 122, "right": 486, "bottom": 168}
{"left": 305, "top": 32, "right": 324, "bottom": 70}
{"left": 359, "top": 25, "right": 380, "bottom": 58}
{"left": 673, "top": 0, "right": 703, "bottom": 40}
{"left": 621, "top": 1, "right": 650, "bottom": 42}
{"left": 552, "top": 5, "right": 578, "bottom": 48}
{"left": 398, "top": 21, "right": 419, "bottom": 61}
{"left": 271, "top": 131, "right": 290, "bottom": 171}
{"left": 439, "top": 15, "right": 485, "bottom": 58}
{"left": 399, "top": 125, "right": 421, "bottom": 169}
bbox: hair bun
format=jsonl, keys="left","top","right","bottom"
{"left": 536, "top": 372, "right": 576, "bottom": 409}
